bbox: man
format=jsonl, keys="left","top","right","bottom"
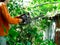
{"left": 0, "top": 0, "right": 24, "bottom": 45}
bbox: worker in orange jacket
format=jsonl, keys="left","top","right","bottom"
{"left": 0, "top": 0, "right": 26, "bottom": 45}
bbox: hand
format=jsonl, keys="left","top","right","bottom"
{"left": 15, "top": 16, "right": 23, "bottom": 23}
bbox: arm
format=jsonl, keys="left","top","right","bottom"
{"left": 0, "top": 2, "right": 22, "bottom": 24}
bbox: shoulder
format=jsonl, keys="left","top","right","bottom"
{"left": 0, "top": 2, "right": 6, "bottom": 6}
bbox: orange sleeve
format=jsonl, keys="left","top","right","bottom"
{"left": 0, "top": 2, "right": 22, "bottom": 24}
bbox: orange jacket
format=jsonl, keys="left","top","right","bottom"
{"left": 0, "top": 2, "right": 22, "bottom": 36}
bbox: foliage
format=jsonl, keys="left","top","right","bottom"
{"left": 6, "top": 0, "right": 59, "bottom": 45}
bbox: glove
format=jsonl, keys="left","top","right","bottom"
{"left": 20, "top": 13, "right": 31, "bottom": 25}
